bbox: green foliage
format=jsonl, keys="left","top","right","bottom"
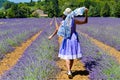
{"left": 6, "top": 3, "right": 31, "bottom": 18}
{"left": 0, "top": 11, "right": 5, "bottom": 18}
{"left": 3, "top": 1, "right": 15, "bottom": 9}
{"left": 114, "top": 1, "right": 120, "bottom": 17}
{"left": 101, "top": 2, "right": 110, "bottom": 17}
{"left": 42, "top": 0, "right": 60, "bottom": 17}
{"left": 6, "top": 38, "right": 18, "bottom": 47}
{"left": 36, "top": 1, "right": 45, "bottom": 9}
{"left": 88, "top": 3, "right": 101, "bottom": 17}
{"left": 31, "top": 11, "right": 39, "bottom": 18}
{"left": 0, "top": 0, "right": 120, "bottom": 18}
{"left": 16, "top": 3, "right": 31, "bottom": 18}
{"left": 6, "top": 4, "right": 17, "bottom": 18}
{"left": 88, "top": 6, "right": 94, "bottom": 17}
{"left": 27, "top": 1, "right": 36, "bottom": 6}
{"left": 94, "top": 3, "right": 101, "bottom": 17}
{"left": 84, "top": 0, "right": 92, "bottom": 8}
{"left": 45, "top": 1, "right": 54, "bottom": 17}
{"left": 52, "top": 0, "right": 59, "bottom": 17}
{"left": 109, "top": 1, "right": 116, "bottom": 17}
{"left": 6, "top": 8, "right": 16, "bottom": 18}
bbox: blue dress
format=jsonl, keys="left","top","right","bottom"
{"left": 58, "top": 19, "right": 82, "bottom": 59}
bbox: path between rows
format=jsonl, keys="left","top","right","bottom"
{"left": 56, "top": 59, "right": 89, "bottom": 80}
{"left": 79, "top": 31, "right": 120, "bottom": 63}
{"left": 0, "top": 31, "right": 42, "bottom": 77}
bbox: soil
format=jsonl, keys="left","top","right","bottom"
{"left": 56, "top": 59, "right": 89, "bottom": 80}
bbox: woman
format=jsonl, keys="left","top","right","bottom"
{"left": 48, "top": 7, "right": 88, "bottom": 79}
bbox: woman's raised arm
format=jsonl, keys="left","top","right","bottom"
{"left": 75, "top": 8, "right": 88, "bottom": 25}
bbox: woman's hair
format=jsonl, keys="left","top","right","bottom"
{"left": 62, "top": 15, "right": 66, "bottom": 20}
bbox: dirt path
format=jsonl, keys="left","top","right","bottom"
{"left": 56, "top": 59, "right": 89, "bottom": 80}
{"left": 79, "top": 31, "right": 120, "bottom": 63}
{"left": 0, "top": 31, "right": 41, "bottom": 77}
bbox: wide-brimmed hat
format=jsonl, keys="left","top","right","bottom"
{"left": 63, "top": 8, "right": 72, "bottom": 15}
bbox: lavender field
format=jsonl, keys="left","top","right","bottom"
{"left": 0, "top": 17, "right": 120, "bottom": 80}
{"left": 0, "top": 18, "right": 52, "bottom": 60}
{"left": 76, "top": 17, "right": 120, "bottom": 51}
{"left": 0, "top": 25, "right": 60, "bottom": 80}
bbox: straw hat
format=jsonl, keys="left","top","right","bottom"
{"left": 63, "top": 8, "right": 72, "bottom": 15}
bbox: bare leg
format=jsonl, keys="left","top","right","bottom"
{"left": 66, "top": 59, "right": 74, "bottom": 72}
{"left": 66, "top": 59, "right": 74, "bottom": 79}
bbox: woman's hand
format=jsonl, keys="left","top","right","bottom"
{"left": 48, "top": 35, "right": 52, "bottom": 40}
{"left": 85, "top": 8, "right": 88, "bottom": 13}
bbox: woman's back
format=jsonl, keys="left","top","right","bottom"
{"left": 71, "top": 19, "right": 76, "bottom": 34}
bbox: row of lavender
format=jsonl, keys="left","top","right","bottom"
{"left": 78, "top": 33, "right": 120, "bottom": 80}
{"left": 76, "top": 17, "right": 120, "bottom": 51}
{"left": 0, "top": 18, "right": 51, "bottom": 60}
{"left": 0, "top": 20, "right": 60, "bottom": 80}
